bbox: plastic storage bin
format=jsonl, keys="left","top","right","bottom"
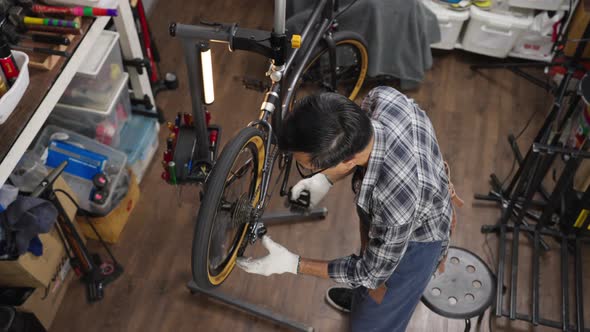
{"left": 512, "top": 31, "right": 553, "bottom": 60}
{"left": 31, "top": 125, "right": 127, "bottom": 215}
{"left": 462, "top": 6, "right": 533, "bottom": 58}
{"left": 116, "top": 115, "right": 159, "bottom": 183}
{"left": 508, "top": 0, "right": 563, "bottom": 11}
{"left": 421, "top": 0, "right": 469, "bottom": 50}
{"left": 58, "top": 30, "right": 124, "bottom": 111}
{"left": 48, "top": 73, "right": 131, "bottom": 147}
{"left": 0, "top": 51, "right": 29, "bottom": 124}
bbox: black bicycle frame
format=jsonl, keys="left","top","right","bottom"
{"left": 170, "top": 0, "right": 339, "bottom": 211}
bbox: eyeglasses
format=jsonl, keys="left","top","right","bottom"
{"left": 295, "top": 161, "right": 329, "bottom": 179}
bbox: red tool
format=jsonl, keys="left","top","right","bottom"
{"left": 209, "top": 130, "right": 218, "bottom": 160}
{"left": 161, "top": 171, "right": 170, "bottom": 182}
{"left": 205, "top": 110, "right": 211, "bottom": 126}
{"left": 163, "top": 150, "right": 172, "bottom": 162}
{"left": 183, "top": 112, "right": 191, "bottom": 126}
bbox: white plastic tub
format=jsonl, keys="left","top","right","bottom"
{"left": 462, "top": 6, "right": 533, "bottom": 58}
{"left": 0, "top": 51, "right": 29, "bottom": 124}
{"left": 508, "top": 0, "right": 563, "bottom": 11}
{"left": 421, "top": 0, "right": 469, "bottom": 50}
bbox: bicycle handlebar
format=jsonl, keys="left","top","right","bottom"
{"left": 170, "top": 21, "right": 300, "bottom": 66}
{"left": 169, "top": 22, "right": 235, "bottom": 44}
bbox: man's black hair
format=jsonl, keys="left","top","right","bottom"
{"left": 279, "top": 93, "right": 373, "bottom": 169}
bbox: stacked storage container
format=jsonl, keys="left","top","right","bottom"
{"left": 48, "top": 30, "right": 130, "bottom": 147}
{"left": 422, "top": 0, "right": 470, "bottom": 50}
{"left": 116, "top": 115, "right": 159, "bottom": 183}
{"left": 509, "top": 0, "right": 567, "bottom": 61}
{"left": 423, "top": 0, "right": 571, "bottom": 61}
{"left": 462, "top": 6, "right": 534, "bottom": 58}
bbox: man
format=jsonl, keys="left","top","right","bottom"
{"left": 236, "top": 86, "right": 453, "bottom": 332}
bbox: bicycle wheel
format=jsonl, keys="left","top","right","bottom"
{"left": 192, "top": 127, "right": 265, "bottom": 290}
{"left": 293, "top": 31, "right": 368, "bottom": 102}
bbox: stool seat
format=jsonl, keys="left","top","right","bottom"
{"left": 422, "top": 246, "right": 495, "bottom": 320}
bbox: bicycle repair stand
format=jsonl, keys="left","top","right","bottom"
{"left": 185, "top": 206, "right": 325, "bottom": 332}
{"left": 160, "top": 37, "right": 324, "bottom": 331}
{"left": 474, "top": 27, "right": 590, "bottom": 331}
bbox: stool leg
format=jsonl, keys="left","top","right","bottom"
{"left": 464, "top": 318, "right": 472, "bottom": 332}
{"left": 477, "top": 312, "right": 485, "bottom": 327}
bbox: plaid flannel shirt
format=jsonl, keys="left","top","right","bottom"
{"left": 327, "top": 86, "right": 452, "bottom": 289}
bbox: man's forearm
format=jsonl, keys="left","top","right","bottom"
{"left": 298, "top": 257, "right": 330, "bottom": 279}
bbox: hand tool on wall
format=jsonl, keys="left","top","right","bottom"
{"left": 26, "top": 24, "right": 80, "bottom": 35}
{"left": 8, "top": 6, "right": 80, "bottom": 30}
{"left": 31, "top": 4, "right": 117, "bottom": 17}
{"left": 1, "top": 19, "right": 70, "bottom": 46}
{"left": 11, "top": 44, "right": 70, "bottom": 57}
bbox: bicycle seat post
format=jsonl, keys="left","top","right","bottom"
{"left": 274, "top": 0, "right": 286, "bottom": 34}
{"left": 267, "top": 0, "right": 288, "bottom": 82}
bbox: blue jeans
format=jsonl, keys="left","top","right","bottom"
{"left": 350, "top": 240, "right": 442, "bottom": 332}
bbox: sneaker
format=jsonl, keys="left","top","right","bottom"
{"left": 325, "top": 286, "right": 352, "bottom": 313}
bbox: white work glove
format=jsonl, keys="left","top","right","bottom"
{"left": 236, "top": 236, "right": 299, "bottom": 276}
{"left": 291, "top": 173, "right": 332, "bottom": 208}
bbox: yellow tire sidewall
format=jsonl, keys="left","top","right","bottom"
{"left": 207, "top": 134, "right": 265, "bottom": 285}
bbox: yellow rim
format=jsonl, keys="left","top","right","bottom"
{"left": 300, "top": 39, "right": 368, "bottom": 101}
{"left": 207, "top": 134, "right": 265, "bottom": 285}
{"left": 341, "top": 39, "right": 368, "bottom": 101}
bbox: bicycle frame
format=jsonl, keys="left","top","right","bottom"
{"left": 170, "top": 0, "right": 341, "bottom": 221}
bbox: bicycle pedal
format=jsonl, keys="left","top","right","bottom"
{"left": 287, "top": 187, "right": 311, "bottom": 209}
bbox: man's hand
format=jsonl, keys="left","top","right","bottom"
{"left": 236, "top": 236, "right": 299, "bottom": 276}
{"left": 291, "top": 173, "right": 332, "bottom": 208}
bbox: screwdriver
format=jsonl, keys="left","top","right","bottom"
{"left": 11, "top": 44, "right": 70, "bottom": 57}
{"left": 23, "top": 16, "right": 80, "bottom": 29}
{"left": 0, "top": 23, "right": 70, "bottom": 46}
{"left": 1, "top": 23, "right": 71, "bottom": 46}
{"left": 31, "top": 4, "right": 118, "bottom": 17}
{"left": 17, "top": 33, "right": 70, "bottom": 46}
{"left": 26, "top": 25, "right": 81, "bottom": 35}
{"left": 187, "top": 138, "right": 197, "bottom": 174}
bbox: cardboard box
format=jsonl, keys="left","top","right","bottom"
{"left": 18, "top": 258, "right": 74, "bottom": 330}
{"left": 0, "top": 232, "right": 64, "bottom": 288}
{"left": 78, "top": 174, "right": 140, "bottom": 243}
{"left": 0, "top": 176, "right": 81, "bottom": 288}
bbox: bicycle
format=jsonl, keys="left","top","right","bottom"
{"left": 169, "top": 0, "right": 368, "bottom": 290}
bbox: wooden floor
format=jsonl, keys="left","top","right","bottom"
{"left": 51, "top": 1, "right": 590, "bottom": 331}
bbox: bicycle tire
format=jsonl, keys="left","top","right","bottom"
{"left": 293, "top": 31, "right": 368, "bottom": 102}
{"left": 192, "top": 127, "right": 265, "bottom": 290}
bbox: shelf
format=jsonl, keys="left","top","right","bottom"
{"left": 0, "top": 16, "right": 110, "bottom": 188}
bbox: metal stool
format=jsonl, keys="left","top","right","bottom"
{"left": 422, "top": 247, "right": 496, "bottom": 332}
